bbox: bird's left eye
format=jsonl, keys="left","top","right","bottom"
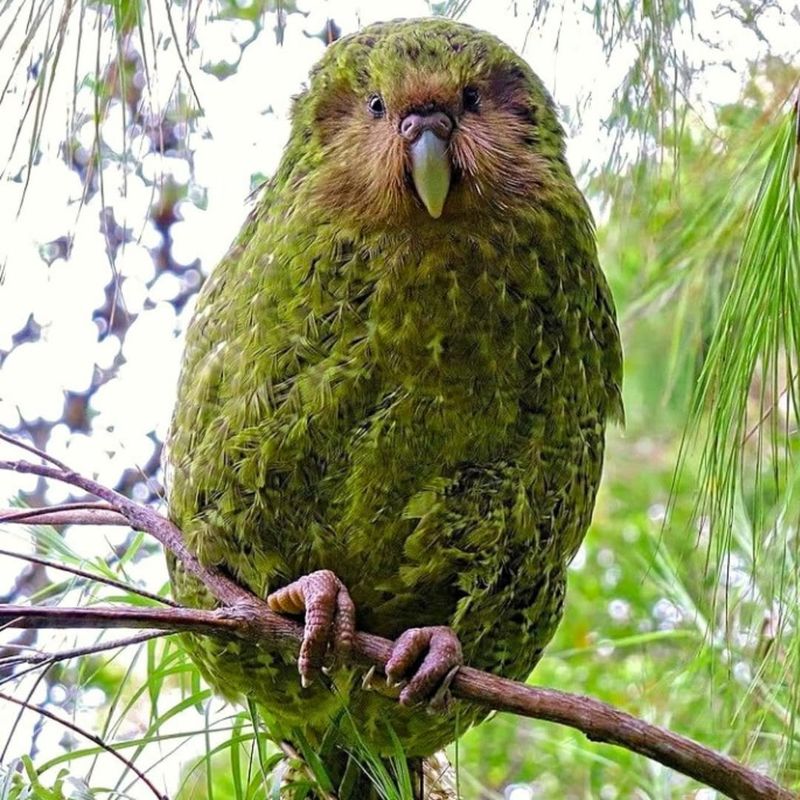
{"left": 367, "top": 94, "right": 385, "bottom": 117}
{"left": 462, "top": 86, "right": 481, "bottom": 112}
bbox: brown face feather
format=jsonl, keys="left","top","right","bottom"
{"left": 304, "top": 37, "right": 562, "bottom": 227}
{"left": 450, "top": 71, "right": 551, "bottom": 207}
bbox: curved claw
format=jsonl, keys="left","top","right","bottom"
{"left": 267, "top": 569, "right": 355, "bottom": 687}
{"left": 385, "top": 626, "right": 463, "bottom": 708}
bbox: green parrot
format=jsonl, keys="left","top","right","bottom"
{"left": 167, "top": 16, "right": 623, "bottom": 797}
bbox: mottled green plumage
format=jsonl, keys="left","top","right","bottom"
{"left": 167, "top": 14, "right": 622, "bottom": 783}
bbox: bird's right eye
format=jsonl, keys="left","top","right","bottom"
{"left": 367, "top": 94, "right": 385, "bottom": 117}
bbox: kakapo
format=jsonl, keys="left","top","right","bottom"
{"left": 167, "top": 16, "right": 622, "bottom": 798}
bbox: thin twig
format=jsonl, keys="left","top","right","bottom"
{"left": 0, "top": 546, "right": 177, "bottom": 606}
{"left": 0, "top": 501, "right": 126, "bottom": 525}
{"left": 0, "top": 430, "right": 69, "bottom": 471}
{"left": 0, "top": 459, "right": 247, "bottom": 606}
{"left": 0, "top": 690, "right": 167, "bottom": 800}
{"left": 0, "top": 629, "right": 169, "bottom": 670}
{"left": 0, "top": 504, "right": 131, "bottom": 526}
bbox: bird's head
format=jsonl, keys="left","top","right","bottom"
{"left": 283, "top": 18, "right": 572, "bottom": 228}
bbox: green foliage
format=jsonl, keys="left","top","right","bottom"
{"left": 685, "top": 100, "right": 800, "bottom": 566}
{"left": 1, "top": 756, "right": 93, "bottom": 800}
{"left": 107, "top": 0, "right": 142, "bottom": 35}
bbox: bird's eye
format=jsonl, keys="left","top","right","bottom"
{"left": 463, "top": 86, "right": 481, "bottom": 112}
{"left": 367, "top": 94, "right": 385, "bottom": 117}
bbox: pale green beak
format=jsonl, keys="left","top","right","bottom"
{"left": 409, "top": 129, "right": 451, "bottom": 219}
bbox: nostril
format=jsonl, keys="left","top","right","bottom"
{"left": 400, "top": 114, "right": 422, "bottom": 140}
{"left": 400, "top": 111, "right": 454, "bottom": 142}
{"left": 431, "top": 112, "right": 453, "bottom": 139}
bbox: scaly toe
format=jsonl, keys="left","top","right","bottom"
{"left": 385, "top": 626, "right": 463, "bottom": 708}
{"left": 267, "top": 569, "right": 356, "bottom": 687}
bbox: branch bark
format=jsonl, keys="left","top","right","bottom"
{"left": 0, "top": 452, "right": 796, "bottom": 800}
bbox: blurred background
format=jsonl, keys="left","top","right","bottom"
{"left": 1, "top": 1, "right": 799, "bottom": 798}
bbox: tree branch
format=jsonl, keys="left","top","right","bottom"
{"left": 0, "top": 502, "right": 129, "bottom": 527}
{"left": 0, "top": 446, "right": 795, "bottom": 800}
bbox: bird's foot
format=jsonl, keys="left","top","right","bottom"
{"left": 267, "top": 569, "right": 355, "bottom": 688}
{"left": 385, "top": 626, "right": 463, "bottom": 711}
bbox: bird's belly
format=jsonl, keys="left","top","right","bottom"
{"left": 308, "top": 381, "right": 536, "bottom": 632}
